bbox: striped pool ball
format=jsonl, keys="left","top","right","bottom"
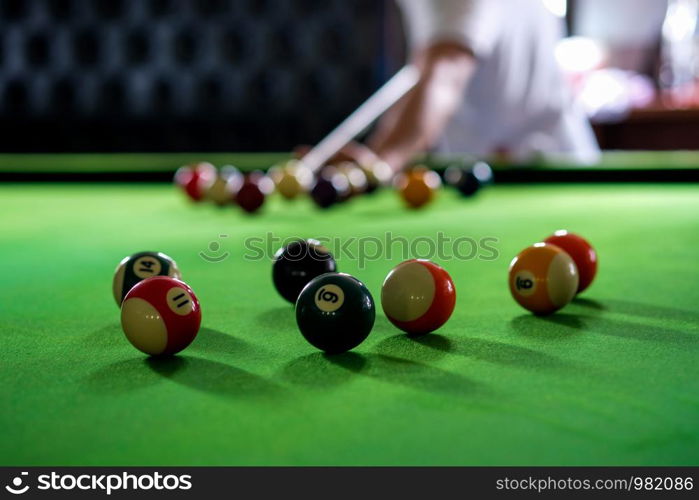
{"left": 544, "top": 230, "right": 597, "bottom": 293}
{"left": 112, "top": 251, "right": 181, "bottom": 306}
{"left": 120, "top": 276, "right": 201, "bottom": 356}
{"left": 508, "top": 243, "right": 579, "bottom": 315}
{"left": 381, "top": 259, "right": 456, "bottom": 335}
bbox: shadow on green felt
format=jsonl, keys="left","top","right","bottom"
{"left": 573, "top": 297, "right": 699, "bottom": 327}
{"left": 370, "top": 315, "right": 400, "bottom": 337}
{"left": 255, "top": 306, "right": 295, "bottom": 330}
{"left": 373, "top": 333, "right": 453, "bottom": 363}
{"left": 328, "top": 353, "right": 484, "bottom": 398}
{"left": 146, "top": 356, "right": 282, "bottom": 400}
{"left": 81, "top": 323, "right": 124, "bottom": 350}
{"left": 278, "top": 352, "right": 367, "bottom": 389}
{"left": 85, "top": 357, "right": 164, "bottom": 394}
{"left": 188, "top": 328, "right": 255, "bottom": 358}
{"left": 579, "top": 315, "right": 698, "bottom": 345}
{"left": 512, "top": 310, "right": 697, "bottom": 345}
{"left": 571, "top": 297, "right": 607, "bottom": 311}
{"left": 510, "top": 314, "right": 585, "bottom": 339}
{"left": 374, "top": 333, "right": 567, "bottom": 370}
{"left": 602, "top": 299, "right": 699, "bottom": 324}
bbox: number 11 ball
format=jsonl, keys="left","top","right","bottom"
{"left": 381, "top": 259, "right": 456, "bottom": 335}
{"left": 508, "top": 243, "right": 579, "bottom": 315}
{"left": 121, "top": 276, "right": 201, "bottom": 356}
{"left": 295, "top": 273, "right": 375, "bottom": 354}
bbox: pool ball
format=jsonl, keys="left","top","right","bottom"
{"left": 310, "top": 166, "right": 350, "bottom": 209}
{"left": 272, "top": 239, "right": 338, "bottom": 303}
{"left": 235, "top": 171, "right": 274, "bottom": 213}
{"left": 120, "top": 276, "right": 201, "bottom": 356}
{"left": 395, "top": 166, "right": 441, "bottom": 209}
{"left": 360, "top": 160, "right": 392, "bottom": 195}
{"left": 271, "top": 160, "right": 313, "bottom": 200}
{"left": 112, "top": 251, "right": 181, "bottom": 306}
{"left": 445, "top": 161, "right": 493, "bottom": 197}
{"left": 508, "top": 243, "right": 579, "bottom": 315}
{"left": 381, "top": 259, "right": 456, "bottom": 335}
{"left": 295, "top": 273, "right": 375, "bottom": 354}
{"left": 544, "top": 230, "right": 597, "bottom": 293}
{"left": 337, "top": 162, "right": 369, "bottom": 197}
{"left": 223, "top": 164, "right": 245, "bottom": 196}
{"left": 206, "top": 165, "right": 243, "bottom": 206}
{"left": 174, "top": 162, "right": 216, "bottom": 202}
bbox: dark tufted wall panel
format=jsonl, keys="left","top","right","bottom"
{"left": 0, "top": 0, "right": 397, "bottom": 152}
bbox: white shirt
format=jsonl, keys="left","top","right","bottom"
{"left": 397, "top": 0, "right": 600, "bottom": 163}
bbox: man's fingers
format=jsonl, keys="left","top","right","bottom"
{"left": 293, "top": 141, "right": 379, "bottom": 166}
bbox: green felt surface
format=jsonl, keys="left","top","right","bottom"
{"left": 1, "top": 180, "right": 699, "bottom": 466}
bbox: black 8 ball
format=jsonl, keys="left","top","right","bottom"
{"left": 272, "top": 239, "right": 338, "bottom": 303}
{"left": 295, "top": 273, "right": 375, "bottom": 354}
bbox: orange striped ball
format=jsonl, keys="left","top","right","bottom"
{"left": 508, "top": 243, "right": 579, "bottom": 315}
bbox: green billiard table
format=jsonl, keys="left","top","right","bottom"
{"left": 1, "top": 153, "right": 698, "bottom": 466}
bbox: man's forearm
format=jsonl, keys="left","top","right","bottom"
{"left": 368, "top": 43, "right": 476, "bottom": 171}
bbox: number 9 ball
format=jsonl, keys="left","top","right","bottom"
{"left": 295, "top": 273, "right": 375, "bottom": 354}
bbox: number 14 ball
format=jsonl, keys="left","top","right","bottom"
{"left": 113, "top": 251, "right": 181, "bottom": 306}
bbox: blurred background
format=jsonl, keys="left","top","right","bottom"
{"left": 0, "top": 0, "right": 697, "bottom": 153}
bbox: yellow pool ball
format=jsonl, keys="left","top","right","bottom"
{"left": 273, "top": 160, "right": 313, "bottom": 200}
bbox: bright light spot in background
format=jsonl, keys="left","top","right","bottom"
{"left": 578, "top": 69, "right": 655, "bottom": 119}
{"left": 662, "top": 0, "right": 698, "bottom": 42}
{"left": 580, "top": 71, "right": 627, "bottom": 116}
{"left": 555, "top": 36, "right": 606, "bottom": 73}
{"left": 542, "top": 0, "right": 567, "bottom": 17}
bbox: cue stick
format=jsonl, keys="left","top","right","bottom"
{"left": 300, "top": 64, "right": 420, "bottom": 173}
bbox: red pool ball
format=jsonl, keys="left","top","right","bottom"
{"left": 174, "top": 162, "right": 216, "bottom": 202}
{"left": 381, "top": 259, "right": 456, "bottom": 335}
{"left": 544, "top": 230, "right": 597, "bottom": 293}
{"left": 120, "top": 276, "right": 202, "bottom": 356}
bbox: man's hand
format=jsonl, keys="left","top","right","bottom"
{"left": 293, "top": 141, "right": 381, "bottom": 167}
{"left": 294, "top": 41, "right": 475, "bottom": 175}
